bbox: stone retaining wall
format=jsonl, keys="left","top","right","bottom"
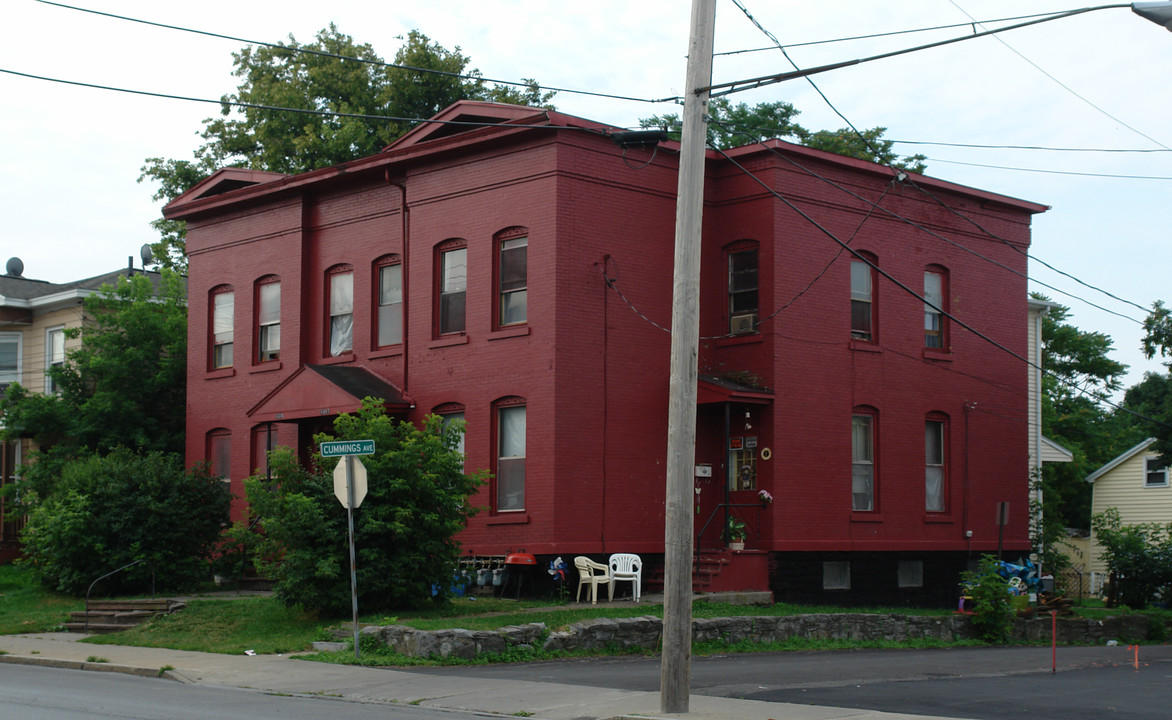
{"left": 365, "top": 613, "right": 1150, "bottom": 660}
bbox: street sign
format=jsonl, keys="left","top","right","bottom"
{"left": 333, "top": 456, "right": 368, "bottom": 509}
{"left": 320, "top": 439, "right": 375, "bottom": 457}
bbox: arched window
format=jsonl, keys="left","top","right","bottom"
{"left": 207, "top": 428, "right": 231, "bottom": 480}
{"left": 494, "top": 397, "right": 526, "bottom": 512}
{"left": 495, "top": 227, "right": 528, "bottom": 328}
{"left": 255, "top": 275, "right": 280, "bottom": 363}
{"left": 924, "top": 265, "right": 948, "bottom": 350}
{"left": 850, "top": 253, "right": 877, "bottom": 342}
{"left": 374, "top": 255, "right": 402, "bottom": 347}
{"left": 210, "top": 285, "right": 234, "bottom": 369}
{"left": 326, "top": 265, "right": 353, "bottom": 356}
{"left": 925, "top": 413, "right": 949, "bottom": 512}
{"left": 436, "top": 239, "right": 467, "bottom": 336}
{"left": 851, "top": 406, "right": 877, "bottom": 512}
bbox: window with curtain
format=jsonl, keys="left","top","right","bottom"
{"left": 851, "top": 412, "right": 874, "bottom": 511}
{"left": 377, "top": 262, "right": 402, "bottom": 346}
{"left": 439, "top": 246, "right": 467, "bottom": 335}
{"left": 727, "top": 246, "right": 758, "bottom": 334}
{"left": 257, "top": 280, "right": 280, "bottom": 362}
{"left": 211, "top": 287, "right": 234, "bottom": 369}
{"left": 328, "top": 269, "right": 353, "bottom": 356}
{"left": 45, "top": 327, "right": 65, "bottom": 393}
{"left": 496, "top": 403, "right": 526, "bottom": 511}
{"left": 925, "top": 418, "right": 946, "bottom": 512}
{"left": 924, "top": 269, "right": 946, "bottom": 349}
{"left": 850, "top": 258, "right": 875, "bottom": 341}
{"left": 498, "top": 234, "right": 527, "bottom": 327}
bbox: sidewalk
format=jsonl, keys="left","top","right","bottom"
{"left": 0, "top": 631, "right": 963, "bottom": 720}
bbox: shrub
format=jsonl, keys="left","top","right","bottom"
{"left": 1091, "top": 508, "right": 1172, "bottom": 608}
{"left": 19, "top": 448, "right": 230, "bottom": 595}
{"left": 246, "top": 400, "right": 487, "bottom": 616}
{"left": 961, "top": 555, "right": 1014, "bottom": 643}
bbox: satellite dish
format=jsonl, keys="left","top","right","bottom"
{"left": 140, "top": 244, "right": 155, "bottom": 268}
{"left": 5, "top": 257, "right": 23, "bottom": 277}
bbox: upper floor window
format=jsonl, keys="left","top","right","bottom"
{"left": 328, "top": 266, "right": 353, "bottom": 356}
{"left": 210, "top": 286, "right": 234, "bottom": 369}
{"left": 925, "top": 417, "right": 947, "bottom": 512}
{"left": 376, "top": 257, "right": 403, "bottom": 347}
{"left": 497, "top": 229, "right": 527, "bottom": 327}
{"left": 256, "top": 277, "right": 280, "bottom": 363}
{"left": 0, "top": 333, "right": 21, "bottom": 392}
{"left": 45, "top": 326, "right": 65, "bottom": 394}
{"left": 496, "top": 399, "right": 526, "bottom": 512}
{"left": 437, "top": 241, "right": 467, "bottom": 335}
{"left": 850, "top": 257, "right": 875, "bottom": 341}
{"left": 851, "top": 410, "right": 876, "bottom": 512}
{"left": 924, "top": 267, "right": 947, "bottom": 349}
{"left": 727, "top": 245, "right": 759, "bottom": 335}
{"left": 1145, "top": 457, "right": 1168, "bottom": 487}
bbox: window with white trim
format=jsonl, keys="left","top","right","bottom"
{"left": 0, "top": 333, "right": 21, "bottom": 393}
{"left": 496, "top": 402, "right": 526, "bottom": 512}
{"left": 45, "top": 326, "right": 65, "bottom": 394}
{"left": 1145, "top": 457, "right": 1168, "bottom": 487}
{"left": 328, "top": 268, "right": 353, "bottom": 356}
{"left": 256, "top": 279, "right": 280, "bottom": 362}
{"left": 211, "top": 287, "right": 234, "bottom": 369}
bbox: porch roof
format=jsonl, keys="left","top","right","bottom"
{"left": 697, "top": 374, "right": 773, "bottom": 406}
{"left": 246, "top": 365, "right": 412, "bottom": 422}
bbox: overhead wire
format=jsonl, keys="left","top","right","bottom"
{"left": 726, "top": 0, "right": 1157, "bottom": 321}
{"left": 35, "top": 0, "right": 680, "bottom": 106}
{"left": 0, "top": 67, "right": 607, "bottom": 137}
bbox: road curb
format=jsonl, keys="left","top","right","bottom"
{"left": 0, "top": 652, "right": 173, "bottom": 680}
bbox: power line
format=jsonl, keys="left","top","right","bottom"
{"left": 714, "top": 144, "right": 1169, "bottom": 429}
{"left": 947, "top": 0, "right": 1170, "bottom": 152}
{"left": 716, "top": 11, "right": 1065, "bottom": 56}
{"left": 36, "top": 0, "right": 679, "bottom": 106}
{"left": 923, "top": 157, "right": 1172, "bottom": 181}
{"left": 893, "top": 139, "right": 1172, "bottom": 154}
{"left": 0, "top": 67, "right": 605, "bottom": 136}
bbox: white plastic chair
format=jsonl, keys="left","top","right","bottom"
{"left": 608, "top": 553, "right": 642, "bottom": 602}
{"left": 574, "top": 556, "right": 612, "bottom": 604}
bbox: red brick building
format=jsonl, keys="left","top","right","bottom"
{"left": 166, "top": 101, "right": 1045, "bottom": 604}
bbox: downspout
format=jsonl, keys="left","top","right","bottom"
{"left": 963, "top": 401, "right": 974, "bottom": 558}
{"left": 387, "top": 173, "right": 409, "bottom": 396}
{"left": 600, "top": 255, "right": 610, "bottom": 549}
{"left": 1033, "top": 307, "right": 1047, "bottom": 573}
{"left": 723, "top": 403, "right": 730, "bottom": 547}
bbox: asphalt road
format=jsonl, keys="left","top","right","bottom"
{"left": 0, "top": 663, "right": 473, "bottom": 720}
{"left": 400, "top": 644, "right": 1172, "bottom": 720}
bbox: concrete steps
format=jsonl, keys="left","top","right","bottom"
{"left": 66, "top": 598, "right": 186, "bottom": 634}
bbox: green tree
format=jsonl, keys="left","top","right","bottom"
{"left": 1035, "top": 295, "right": 1138, "bottom": 529}
{"left": 1132, "top": 300, "right": 1172, "bottom": 466}
{"left": 18, "top": 448, "right": 229, "bottom": 595}
{"left": 639, "top": 98, "right": 926, "bottom": 172}
{"left": 140, "top": 27, "right": 556, "bottom": 269}
{"left": 246, "top": 400, "right": 486, "bottom": 615}
{"left": 0, "top": 270, "right": 187, "bottom": 456}
{"left": 1091, "top": 508, "right": 1172, "bottom": 608}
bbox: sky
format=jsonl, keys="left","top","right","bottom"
{"left": 2, "top": 0, "right": 1170, "bottom": 393}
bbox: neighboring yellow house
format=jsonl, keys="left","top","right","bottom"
{"left": 0, "top": 256, "right": 159, "bottom": 561}
{"left": 1085, "top": 438, "right": 1172, "bottom": 595}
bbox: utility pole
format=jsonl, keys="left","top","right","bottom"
{"left": 661, "top": 0, "right": 715, "bottom": 714}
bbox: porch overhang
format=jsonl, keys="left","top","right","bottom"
{"left": 697, "top": 374, "right": 773, "bottom": 405}
{"left": 246, "top": 365, "right": 413, "bottom": 423}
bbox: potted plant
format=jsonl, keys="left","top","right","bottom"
{"left": 727, "top": 516, "right": 747, "bottom": 551}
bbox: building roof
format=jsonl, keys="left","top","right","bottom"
{"left": 0, "top": 267, "right": 175, "bottom": 314}
{"left": 1086, "top": 438, "right": 1156, "bottom": 483}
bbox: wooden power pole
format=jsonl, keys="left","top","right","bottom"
{"left": 661, "top": 0, "right": 715, "bottom": 713}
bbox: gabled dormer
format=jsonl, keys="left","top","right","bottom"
{"left": 164, "top": 167, "right": 288, "bottom": 215}
{"left": 383, "top": 100, "right": 550, "bottom": 152}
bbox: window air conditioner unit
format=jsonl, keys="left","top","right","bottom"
{"left": 729, "top": 313, "right": 757, "bottom": 335}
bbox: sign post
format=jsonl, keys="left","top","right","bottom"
{"left": 321, "top": 439, "right": 374, "bottom": 659}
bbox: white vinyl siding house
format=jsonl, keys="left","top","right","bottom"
{"left": 1085, "top": 439, "right": 1172, "bottom": 594}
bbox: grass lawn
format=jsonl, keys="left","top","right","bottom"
{"left": 0, "top": 564, "right": 84, "bottom": 634}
